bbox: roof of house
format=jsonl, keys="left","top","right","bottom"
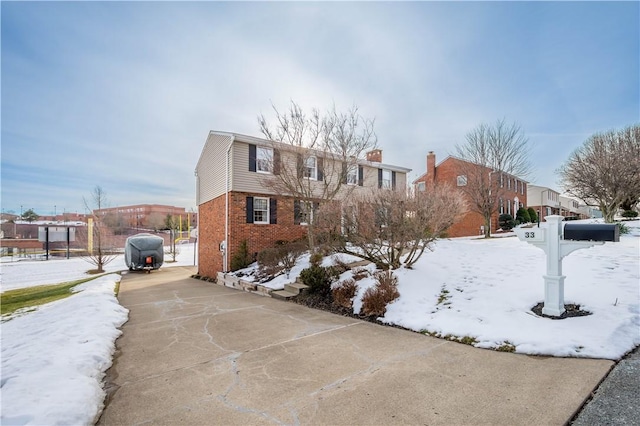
{"left": 412, "top": 154, "right": 529, "bottom": 184}
{"left": 206, "top": 131, "right": 412, "bottom": 173}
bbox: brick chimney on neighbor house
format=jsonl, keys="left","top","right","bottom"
{"left": 426, "top": 151, "right": 436, "bottom": 187}
{"left": 367, "top": 149, "right": 382, "bottom": 163}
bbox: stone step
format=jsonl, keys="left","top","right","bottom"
{"left": 284, "top": 282, "right": 309, "bottom": 294}
{"left": 347, "top": 260, "right": 372, "bottom": 269}
{"left": 271, "top": 290, "right": 298, "bottom": 300}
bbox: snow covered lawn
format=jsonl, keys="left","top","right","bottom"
{"left": 235, "top": 220, "right": 639, "bottom": 360}
{"left": 0, "top": 244, "right": 196, "bottom": 425}
{"left": 1, "top": 225, "right": 638, "bottom": 425}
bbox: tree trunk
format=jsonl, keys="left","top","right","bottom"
{"left": 484, "top": 215, "right": 491, "bottom": 238}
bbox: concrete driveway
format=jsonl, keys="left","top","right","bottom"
{"left": 98, "top": 267, "right": 612, "bottom": 425}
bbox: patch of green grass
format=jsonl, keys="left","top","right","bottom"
{"left": 459, "top": 336, "right": 479, "bottom": 346}
{"left": 496, "top": 342, "right": 516, "bottom": 352}
{"left": 437, "top": 286, "right": 451, "bottom": 305}
{"left": 421, "top": 330, "right": 478, "bottom": 347}
{"left": 0, "top": 277, "right": 98, "bottom": 316}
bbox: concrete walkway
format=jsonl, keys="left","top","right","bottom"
{"left": 98, "top": 267, "right": 613, "bottom": 425}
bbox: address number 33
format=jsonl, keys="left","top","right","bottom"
{"left": 524, "top": 232, "right": 536, "bottom": 238}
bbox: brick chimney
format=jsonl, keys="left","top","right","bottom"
{"left": 427, "top": 151, "right": 436, "bottom": 187}
{"left": 366, "top": 149, "right": 382, "bottom": 163}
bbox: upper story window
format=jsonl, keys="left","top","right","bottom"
{"left": 457, "top": 175, "right": 467, "bottom": 186}
{"left": 417, "top": 181, "right": 426, "bottom": 192}
{"left": 346, "top": 165, "right": 358, "bottom": 185}
{"left": 381, "top": 169, "right": 392, "bottom": 189}
{"left": 304, "top": 156, "right": 317, "bottom": 180}
{"left": 253, "top": 197, "right": 269, "bottom": 224}
{"left": 257, "top": 147, "right": 273, "bottom": 173}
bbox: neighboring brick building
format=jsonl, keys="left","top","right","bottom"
{"left": 413, "top": 151, "right": 528, "bottom": 237}
{"left": 195, "top": 131, "right": 411, "bottom": 278}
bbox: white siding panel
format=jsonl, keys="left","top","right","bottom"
{"left": 196, "top": 133, "right": 232, "bottom": 205}
{"left": 232, "top": 142, "right": 275, "bottom": 195}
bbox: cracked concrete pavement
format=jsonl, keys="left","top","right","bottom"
{"left": 98, "top": 266, "right": 613, "bottom": 425}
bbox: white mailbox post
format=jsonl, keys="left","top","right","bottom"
{"left": 514, "top": 215, "right": 604, "bottom": 317}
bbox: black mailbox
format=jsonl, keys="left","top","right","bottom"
{"left": 563, "top": 223, "right": 619, "bottom": 242}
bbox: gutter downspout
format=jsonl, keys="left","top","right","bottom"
{"left": 194, "top": 170, "right": 199, "bottom": 270}
{"left": 224, "top": 136, "right": 235, "bottom": 273}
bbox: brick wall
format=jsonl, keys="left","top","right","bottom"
{"left": 414, "top": 156, "right": 528, "bottom": 237}
{"left": 198, "top": 195, "right": 226, "bottom": 278}
{"left": 198, "top": 191, "right": 308, "bottom": 279}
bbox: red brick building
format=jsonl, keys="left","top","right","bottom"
{"left": 413, "top": 152, "right": 528, "bottom": 237}
{"left": 195, "top": 132, "right": 411, "bottom": 279}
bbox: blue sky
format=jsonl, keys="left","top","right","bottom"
{"left": 2, "top": 1, "right": 638, "bottom": 216}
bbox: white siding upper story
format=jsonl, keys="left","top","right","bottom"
{"left": 559, "top": 195, "right": 581, "bottom": 215}
{"left": 196, "top": 131, "right": 411, "bottom": 205}
{"left": 527, "top": 184, "right": 561, "bottom": 208}
{"left": 195, "top": 132, "right": 233, "bottom": 205}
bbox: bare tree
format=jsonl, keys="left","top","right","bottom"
{"left": 164, "top": 214, "right": 181, "bottom": 262}
{"left": 82, "top": 186, "right": 118, "bottom": 273}
{"left": 558, "top": 124, "right": 640, "bottom": 222}
{"left": 317, "top": 186, "right": 466, "bottom": 269}
{"left": 258, "top": 101, "right": 378, "bottom": 250}
{"left": 454, "top": 119, "right": 532, "bottom": 237}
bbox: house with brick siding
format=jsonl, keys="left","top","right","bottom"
{"left": 413, "top": 151, "right": 528, "bottom": 237}
{"left": 195, "top": 131, "right": 411, "bottom": 279}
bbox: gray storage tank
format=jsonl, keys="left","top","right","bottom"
{"left": 124, "top": 233, "right": 164, "bottom": 272}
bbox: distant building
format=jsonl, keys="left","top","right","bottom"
{"left": 526, "top": 185, "right": 562, "bottom": 221}
{"left": 413, "top": 151, "right": 528, "bottom": 236}
{"left": 93, "top": 204, "right": 196, "bottom": 230}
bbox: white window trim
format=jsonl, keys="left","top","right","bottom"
{"left": 417, "top": 181, "right": 426, "bottom": 192}
{"left": 256, "top": 146, "right": 273, "bottom": 174}
{"left": 346, "top": 165, "right": 358, "bottom": 185}
{"left": 382, "top": 169, "right": 392, "bottom": 189}
{"left": 457, "top": 175, "right": 467, "bottom": 186}
{"left": 253, "top": 197, "right": 269, "bottom": 224}
{"left": 304, "top": 156, "right": 317, "bottom": 180}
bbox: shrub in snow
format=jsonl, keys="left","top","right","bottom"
{"left": 352, "top": 267, "right": 369, "bottom": 281}
{"left": 257, "top": 241, "right": 306, "bottom": 278}
{"left": 299, "top": 265, "right": 339, "bottom": 297}
{"left": 278, "top": 241, "right": 306, "bottom": 278}
{"left": 361, "top": 271, "right": 399, "bottom": 317}
{"left": 257, "top": 246, "right": 283, "bottom": 276}
{"left": 332, "top": 278, "right": 357, "bottom": 309}
{"left": 230, "top": 240, "right": 253, "bottom": 271}
{"left": 527, "top": 207, "right": 538, "bottom": 223}
{"left": 615, "top": 222, "right": 630, "bottom": 235}
{"left": 516, "top": 207, "right": 531, "bottom": 224}
{"left": 621, "top": 210, "right": 638, "bottom": 218}
{"left": 498, "top": 214, "right": 516, "bottom": 231}
{"left": 309, "top": 251, "right": 323, "bottom": 267}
